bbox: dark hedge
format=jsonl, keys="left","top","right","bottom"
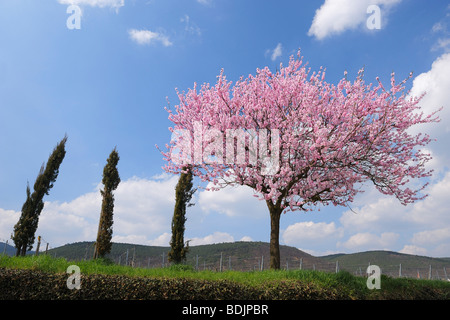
{"left": 0, "top": 268, "right": 448, "bottom": 300}
{"left": 0, "top": 268, "right": 341, "bottom": 300}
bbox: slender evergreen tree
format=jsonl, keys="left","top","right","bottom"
{"left": 168, "top": 166, "right": 196, "bottom": 264}
{"left": 12, "top": 135, "right": 68, "bottom": 256}
{"left": 94, "top": 147, "right": 120, "bottom": 259}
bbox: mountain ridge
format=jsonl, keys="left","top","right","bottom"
{"left": 2, "top": 241, "right": 449, "bottom": 277}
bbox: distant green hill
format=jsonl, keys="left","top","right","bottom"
{"left": 0, "top": 242, "right": 36, "bottom": 256}
{"left": 0, "top": 242, "right": 16, "bottom": 256}
{"left": 45, "top": 241, "right": 329, "bottom": 271}
{"left": 4, "top": 240, "right": 449, "bottom": 279}
{"left": 321, "top": 250, "right": 450, "bottom": 279}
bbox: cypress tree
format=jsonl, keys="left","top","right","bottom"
{"left": 94, "top": 147, "right": 120, "bottom": 259}
{"left": 12, "top": 135, "right": 68, "bottom": 256}
{"left": 168, "top": 166, "right": 196, "bottom": 264}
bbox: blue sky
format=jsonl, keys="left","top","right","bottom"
{"left": 1, "top": 0, "right": 449, "bottom": 257}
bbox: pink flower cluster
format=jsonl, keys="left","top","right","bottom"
{"left": 160, "top": 52, "right": 440, "bottom": 212}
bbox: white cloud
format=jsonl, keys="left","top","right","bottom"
{"left": 406, "top": 53, "right": 450, "bottom": 193}
{"left": 189, "top": 231, "right": 235, "bottom": 246}
{"left": 0, "top": 174, "right": 259, "bottom": 250}
{"left": 112, "top": 176, "right": 179, "bottom": 236}
{"left": 196, "top": 0, "right": 212, "bottom": 6}
{"left": 308, "top": 0, "right": 402, "bottom": 40}
{"left": 409, "top": 171, "right": 450, "bottom": 228}
{"left": 2, "top": 175, "right": 179, "bottom": 249}
{"left": 58, "top": 0, "right": 124, "bottom": 10}
{"left": 399, "top": 245, "right": 428, "bottom": 256}
{"left": 432, "top": 22, "right": 445, "bottom": 33}
{"left": 269, "top": 43, "right": 282, "bottom": 61}
{"left": 341, "top": 172, "right": 450, "bottom": 232}
{"left": 198, "top": 183, "right": 266, "bottom": 218}
{"left": 181, "top": 15, "right": 202, "bottom": 36}
{"left": 409, "top": 53, "right": 450, "bottom": 138}
{"left": 432, "top": 38, "right": 450, "bottom": 52}
{"left": 431, "top": 243, "right": 450, "bottom": 257}
{"left": 128, "top": 29, "right": 173, "bottom": 47}
{"left": 410, "top": 228, "right": 450, "bottom": 246}
{"left": 339, "top": 232, "right": 399, "bottom": 251}
{"left": 401, "top": 243, "right": 450, "bottom": 257}
{"left": 339, "top": 195, "right": 408, "bottom": 233}
{"left": 282, "top": 221, "right": 343, "bottom": 247}
{"left": 337, "top": 171, "right": 450, "bottom": 256}
{"left": 113, "top": 232, "right": 172, "bottom": 247}
{"left": 430, "top": 7, "right": 450, "bottom": 52}
{"left": 0, "top": 208, "right": 20, "bottom": 243}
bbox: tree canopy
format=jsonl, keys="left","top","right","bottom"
{"left": 161, "top": 52, "right": 440, "bottom": 269}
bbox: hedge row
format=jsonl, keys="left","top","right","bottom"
{"left": 0, "top": 268, "right": 345, "bottom": 300}
{"left": 0, "top": 268, "right": 448, "bottom": 300}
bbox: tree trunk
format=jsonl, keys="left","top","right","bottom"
{"left": 267, "top": 200, "right": 282, "bottom": 270}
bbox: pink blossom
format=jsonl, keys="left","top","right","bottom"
{"left": 158, "top": 51, "right": 440, "bottom": 269}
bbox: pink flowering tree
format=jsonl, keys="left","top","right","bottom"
{"left": 160, "top": 52, "right": 440, "bottom": 269}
